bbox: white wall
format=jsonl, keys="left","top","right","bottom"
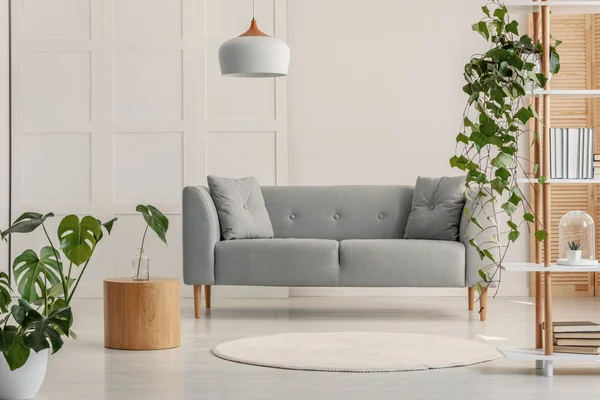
{"left": 3, "top": 0, "right": 531, "bottom": 297}
{"left": 286, "top": 0, "right": 530, "bottom": 296}
{"left": 287, "top": 0, "right": 481, "bottom": 185}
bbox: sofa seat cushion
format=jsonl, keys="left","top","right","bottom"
{"left": 339, "top": 239, "right": 465, "bottom": 287}
{"left": 215, "top": 239, "right": 339, "bottom": 286}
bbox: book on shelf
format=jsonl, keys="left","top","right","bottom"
{"left": 554, "top": 346, "right": 600, "bottom": 355}
{"left": 554, "top": 331, "right": 600, "bottom": 339}
{"left": 550, "top": 128, "right": 594, "bottom": 179}
{"left": 554, "top": 338, "right": 600, "bottom": 346}
{"left": 545, "top": 321, "right": 600, "bottom": 355}
{"left": 542, "top": 321, "right": 600, "bottom": 333}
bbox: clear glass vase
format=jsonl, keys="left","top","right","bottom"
{"left": 132, "top": 248, "right": 149, "bottom": 281}
{"left": 558, "top": 211, "right": 597, "bottom": 265}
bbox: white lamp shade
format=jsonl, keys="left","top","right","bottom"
{"left": 218, "top": 36, "right": 290, "bottom": 77}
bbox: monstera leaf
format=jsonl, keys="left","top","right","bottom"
{"left": 13, "top": 247, "right": 62, "bottom": 303}
{"left": 95, "top": 217, "right": 118, "bottom": 243}
{"left": 33, "top": 279, "right": 75, "bottom": 318}
{"left": 42, "top": 298, "right": 76, "bottom": 338}
{"left": 57, "top": 215, "right": 101, "bottom": 266}
{"left": 0, "top": 326, "right": 30, "bottom": 371}
{"left": 33, "top": 279, "right": 74, "bottom": 307}
{"left": 11, "top": 299, "right": 72, "bottom": 354}
{"left": 136, "top": 205, "right": 169, "bottom": 244}
{"left": 0, "top": 272, "right": 11, "bottom": 313}
{"left": 1, "top": 212, "right": 54, "bottom": 241}
{"left": 0, "top": 326, "right": 18, "bottom": 353}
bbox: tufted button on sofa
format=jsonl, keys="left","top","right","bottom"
{"left": 183, "top": 185, "right": 490, "bottom": 320}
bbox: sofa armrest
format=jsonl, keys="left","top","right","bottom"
{"left": 460, "top": 197, "right": 499, "bottom": 287}
{"left": 183, "top": 186, "right": 221, "bottom": 285}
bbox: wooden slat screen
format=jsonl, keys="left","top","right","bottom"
{"left": 594, "top": 15, "right": 600, "bottom": 294}
{"left": 531, "top": 15, "right": 596, "bottom": 297}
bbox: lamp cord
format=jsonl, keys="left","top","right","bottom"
{"left": 253, "top": 0, "right": 255, "bottom": 20}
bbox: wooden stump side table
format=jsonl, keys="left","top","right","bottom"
{"left": 104, "top": 278, "right": 180, "bottom": 350}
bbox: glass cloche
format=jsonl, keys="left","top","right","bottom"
{"left": 557, "top": 211, "right": 597, "bottom": 266}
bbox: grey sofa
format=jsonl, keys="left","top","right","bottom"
{"left": 183, "top": 185, "right": 487, "bottom": 319}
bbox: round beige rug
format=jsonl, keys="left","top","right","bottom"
{"left": 212, "top": 332, "right": 500, "bottom": 372}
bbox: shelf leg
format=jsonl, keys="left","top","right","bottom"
{"left": 535, "top": 272, "right": 543, "bottom": 349}
{"left": 544, "top": 272, "right": 553, "bottom": 356}
{"left": 535, "top": 360, "right": 544, "bottom": 370}
{"left": 540, "top": 0, "right": 553, "bottom": 358}
{"left": 543, "top": 360, "right": 553, "bottom": 377}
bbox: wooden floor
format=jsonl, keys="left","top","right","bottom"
{"left": 39, "top": 296, "right": 600, "bottom": 400}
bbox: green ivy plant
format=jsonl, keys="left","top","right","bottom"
{"left": 0, "top": 213, "right": 117, "bottom": 370}
{"left": 134, "top": 205, "right": 169, "bottom": 279}
{"left": 450, "top": 1, "right": 560, "bottom": 298}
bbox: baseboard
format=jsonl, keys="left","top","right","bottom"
{"left": 212, "top": 286, "right": 290, "bottom": 299}
{"left": 78, "top": 286, "right": 531, "bottom": 299}
{"left": 179, "top": 285, "right": 289, "bottom": 299}
{"left": 289, "top": 287, "right": 530, "bottom": 297}
{"left": 290, "top": 288, "right": 466, "bottom": 297}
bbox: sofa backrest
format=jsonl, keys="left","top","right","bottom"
{"left": 261, "top": 186, "right": 415, "bottom": 240}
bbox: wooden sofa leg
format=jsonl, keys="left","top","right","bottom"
{"left": 194, "top": 285, "right": 202, "bottom": 318}
{"left": 204, "top": 285, "right": 212, "bottom": 309}
{"left": 480, "top": 288, "right": 488, "bottom": 321}
{"left": 468, "top": 287, "right": 474, "bottom": 311}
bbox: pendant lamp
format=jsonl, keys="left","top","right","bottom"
{"left": 218, "top": 0, "right": 290, "bottom": 77}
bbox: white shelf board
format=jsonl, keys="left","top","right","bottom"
{"left": 502, "top": 262, "right": 600, "bottom": 272}
{"left": 527, "top": 89, "right": 600, "bottom": 98}
{"left": 516, "top": 178, "right": 600, "bottom": 184}
{"left": 506, "top": 1, "right": 600, "bottom": 14}
{"left": 501, "top": 347, "right": 600, "bottom": 361}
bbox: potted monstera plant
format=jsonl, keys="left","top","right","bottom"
{"left": 0, "top": 212, "right": 116, "bottom": 400}
{"left": 450, "top": 1, "right": 560, "bottom": 301}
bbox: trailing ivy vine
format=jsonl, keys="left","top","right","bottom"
{"left": 450, "top": 1, "right": 561, "bottom": 296}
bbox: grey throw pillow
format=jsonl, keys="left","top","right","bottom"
{"left": 207, "top": 176, "right": 274, "bottom": 240}
{"left": 404, "top": 176, "right": 466, "bottom": 241}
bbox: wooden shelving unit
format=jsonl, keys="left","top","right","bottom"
{"left": 502, "top": 263, "right": 600, "bottom": 272}
{"left": 499, "top": 348, "right": 600, "bottom": 376}
{"left": 501, "top": 0, "right": 600, "bottom": 376}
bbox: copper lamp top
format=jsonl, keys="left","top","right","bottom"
{"left": 239, "top": 19, "right": 269, "bottom": 37}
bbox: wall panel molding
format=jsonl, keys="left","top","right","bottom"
{"left": 10, "top": 0, "right": 289, "bottom": 298}
{"left": 0, "top": 2, "right": 9, "bottom": 276}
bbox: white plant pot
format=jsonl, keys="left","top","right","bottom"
{"left": 0, "top": 349, "right": 48, "bottom": 400}
{"left": 567, "top": 250, "right": 582, "bottom": 262}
